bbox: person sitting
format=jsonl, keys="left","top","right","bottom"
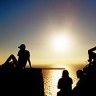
{"left": 4, "top": 44, "right": 32, "bottom": 69}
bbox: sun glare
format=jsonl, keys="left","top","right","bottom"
{"left": 53, "top": 34, "right": 72, "bottom": 51}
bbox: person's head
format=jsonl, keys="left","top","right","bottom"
{"left": 76, "top": 70, "right": 83, "bottom": 78}
{"left": 18, "top": 44, "right": 26, "bottom": 50}
{"left": 62, "top": 70, "right": 69, "bottom": 77}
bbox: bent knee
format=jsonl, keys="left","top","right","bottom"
{"left": 10, "top": 54, "right": 15, "bottom": 57}
{"left": 10, "top": 54, "right": 14, "bottom": 56}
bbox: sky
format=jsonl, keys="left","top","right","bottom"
{"left": 0, "top": 0, "right": 96, "bottom": 67}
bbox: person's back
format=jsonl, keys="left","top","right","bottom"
{"left": 17, "top": 49, "right": 30, "bottom": 68}
{"left": 57, "top": 70, "right": 73, "bottom": 96}
{"left": 17, "top": 44, "right": 31, "bottom": 68}
{"left": 58, "top": 76, "right": 72, "bottom": 91}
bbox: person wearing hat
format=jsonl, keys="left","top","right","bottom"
{"left": 4, "top": 44, "right": 32, "bottom": 69}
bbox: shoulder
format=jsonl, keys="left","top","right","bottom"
{"left": 25, "top": 50, "right": 29, "bottom": 52}
{"left": 25, "top": 50, "right": 30, "bottom": 53}
{"left": 25, "top": 50, "right": 30, "bottom": 56}
{"left": 69, "top": 77, "right": 73, "bottom": 83}
{"left": 58, "top": 78, "right": 63, "bottom": 82}
{"left": 68, "top": 77, "right": 72, "bottom": 81}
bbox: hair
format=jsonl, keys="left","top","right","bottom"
{"left": 62, "top": 70, "right": 69, "bottom": 77}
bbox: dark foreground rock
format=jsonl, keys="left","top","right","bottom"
{"left": 0, "top": 64, "right": 44, "bottom": 96}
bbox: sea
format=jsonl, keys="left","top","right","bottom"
{"left": 42, "top": 65, "right": 83, "bottom": 96}
{"left": 42, "top": 69, "right": 63, "bottom": 96}
{"left": 42, "top": 69, "right": 78, "bottom": 96}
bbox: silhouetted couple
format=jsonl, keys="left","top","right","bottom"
{"left": 57, "top": 70, "right": 73, "bottom": 96}
{"left": 4, "top": 44, "right": 32, "bottom": 69}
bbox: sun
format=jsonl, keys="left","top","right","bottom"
{"left": 52, "top": 34, "right": 72, "bottom": 51}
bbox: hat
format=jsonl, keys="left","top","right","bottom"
{"left": 18, "top": 44, "right": 26, "bottom": 49}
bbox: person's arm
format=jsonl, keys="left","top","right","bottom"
{"left": 28, "top": 58, "right": 32, "bottom": 68}
{"left": 57, "top": 79, "right": 62, "bottom": 89}
{"left": 88, "top": 46, "right": 96, "bottom": 52}
{"left": 27, "top": 51, "right": 32, "bottom": 68}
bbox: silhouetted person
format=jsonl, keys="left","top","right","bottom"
{"left": 76, "top": 70, "right": 85, "bottom": 88}
{"left": 4, "top": 44, "right": 31, "bottom": 69}
{"left": 57, "top": 70, "right": 73, "bottom": 96}
{"left": 88, "top": 46, "right": 96, "bottom": 63}
{"left": 72, "top": 70, "right": 86, "bottom": 96}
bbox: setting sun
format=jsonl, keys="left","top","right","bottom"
{"left": 52, "top": 34, "right": 72, "bottom": 51}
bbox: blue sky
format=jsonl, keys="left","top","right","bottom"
{"left": 0, "top": 0, "right": 96, "bottom": 67}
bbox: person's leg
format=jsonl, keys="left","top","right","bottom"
{"left": 4, "top": 54, "right": 18, "bottom": 65}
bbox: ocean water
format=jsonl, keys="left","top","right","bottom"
{"left": 42, "top": 64, "right": 86, "bottom": 96}
{"left": 42, "top": 67, "right": 80, "bottom": 96}
{"left": 42, "top": 69, "right": 63, "bottom": 96}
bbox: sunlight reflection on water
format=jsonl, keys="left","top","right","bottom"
{"left": 42, "top": 67, "right": 79, "bottom": 96}
{"left": 43, "top": 69, "right": 63, "bottom": 96}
